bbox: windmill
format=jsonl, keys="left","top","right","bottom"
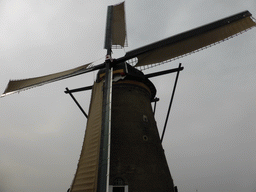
{"left": 1, "top": 2, "right": 256, "bottom": 192}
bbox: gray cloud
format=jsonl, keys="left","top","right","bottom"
{"left": 1, "top": 0, "right": 256, "bottom": 192}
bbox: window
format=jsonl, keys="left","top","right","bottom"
{"left": 110, "top": 178, "right": 128, "bottom": 192}
{"left": 109, "top": 186, "right": 128, "bottom": 192}
{"left": 113, "top": 187, "right": 124, "bottom": 192}
{"left": 114, "top": 178, "right": 124, "bottom": 185}
{"left": 143, "top": 115, "right": 148, "bottom": 122}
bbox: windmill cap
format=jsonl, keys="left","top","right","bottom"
{"left": 97, "top": 62, "right": 156, "bottom": 101}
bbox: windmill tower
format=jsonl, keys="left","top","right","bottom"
{"left": 2, "top": 2, "right": 255, "bottom": 192}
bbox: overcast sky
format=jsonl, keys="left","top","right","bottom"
{"left": 0, "top": 1, "right": 256, "bottom": 192}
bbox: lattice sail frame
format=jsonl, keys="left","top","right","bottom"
{"left": 1, "top": 10, "right": 255, "bottom": 96}
{"left": 126, "top": 15, "right": 256, "bottom": 71}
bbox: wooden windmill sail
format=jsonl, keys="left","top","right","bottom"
{"left": 2, "top": 2, "right": 255, "bottom": 192}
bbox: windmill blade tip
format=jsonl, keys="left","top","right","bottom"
{"left": 1, "top": 93, "right": 7, "bottom": 98}
{"left": 1, "top": 91, "right": 17, "bottom": 98}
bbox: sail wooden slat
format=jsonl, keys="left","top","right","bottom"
{"left": 1, "top": 63, "right": 92, "bottom": 96}
{"left": 111, "top": 2, "right": 127, "bottom": 48}
{"left": 70, "top": 81, "right": 103, "bottom": 192}
{"left": 118, "top": 11, "right": 256, "bottom": 67}
{"left": 135, "top": 16, "right": 256, "bottom": 67}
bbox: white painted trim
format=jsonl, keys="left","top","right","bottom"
{"left": 109, "top": 185, "right": 128, "bottom": 192}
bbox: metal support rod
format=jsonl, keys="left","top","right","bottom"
{"left": 98, "top": 61, "right": 113, "bottom": 192}
{"left": 145, "top": 66, "right": 183, "bottom": 79}
{"left": 106, "top": 66, "right": 112, "bottom": 192}
{"left": 64, "top": 85, "right": 93, "bottom": 94}
{"left": 98, "top": 4, "right": 113, "bottom": 192}
{"left": 65, "top": 88, "right": 88, "bottom": 118}
{"left": 153, "top": 97, "right": 159, "bottom": 116}
{"left": 160, "top": 63, "right": 182, "bottom": 143}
